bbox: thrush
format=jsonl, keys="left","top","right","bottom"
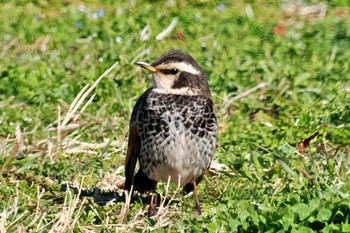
{"left": 124, "top": 50, "right": 217, "bottom": 217}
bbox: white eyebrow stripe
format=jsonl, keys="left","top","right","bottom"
{"left": 156, "top": 62, "right": 201, "bottom": 75}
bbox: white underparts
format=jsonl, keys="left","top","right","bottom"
{"left": 147, "top": 111, "right": 207, "bottom": 186}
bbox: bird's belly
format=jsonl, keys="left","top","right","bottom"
{"left": 140, "top": 130, "right": 214, "bottom": 187}
{"left": 138, "top": 94, "right": 217, "bottom": 187}
{"left": 148, "top": 151, "right": 201, "bottom": 187}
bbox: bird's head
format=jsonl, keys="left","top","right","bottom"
{"left": 136, "top": 50, "right": 211, "bottom": 97}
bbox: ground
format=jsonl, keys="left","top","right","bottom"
{"left": 0, "top": 0, "right": 350, "bottom": 232}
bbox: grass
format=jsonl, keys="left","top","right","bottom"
{"left": 1, "top": 0, "right": 350, "bottom": 232}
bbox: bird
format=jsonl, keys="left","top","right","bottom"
{"left": 124, "top": 50, "right": 217, "bottom": 217}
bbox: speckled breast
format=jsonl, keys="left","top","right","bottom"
{"left": 137, "top": 91, "right": 217, "bottom": 186}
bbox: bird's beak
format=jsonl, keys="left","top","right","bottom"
{"left": 135, "top": 62, "right": 157, "bottom": 73}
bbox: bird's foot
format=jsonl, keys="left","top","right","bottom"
{"left": 148, "top": 205, "right": 158, "bottom": 217}
{"left": 194, "top": 206, "right": 201, "bottom": 219}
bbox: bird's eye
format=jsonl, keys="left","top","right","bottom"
{"left": 170, "top": 69, "right": 178, "bottom": 75}
{"left": 162, "top": 69, "right": 178, "bottom": 75}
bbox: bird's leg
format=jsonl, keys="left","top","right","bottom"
{"left": 193, "top": 181, "right": 201, "bottom": 218}
{"left": 148, "top": 193, "right": 157, "bottom": 217}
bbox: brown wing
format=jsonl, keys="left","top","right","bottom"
{"left": 124, "top": 121, "right": 140, "bottom": 191}
{"left": 124, "top": 89, "right": 152, "bottom": 191}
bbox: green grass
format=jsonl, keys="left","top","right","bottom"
{"left": 1, "top": 0, "right": 350, "bottom": 232}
